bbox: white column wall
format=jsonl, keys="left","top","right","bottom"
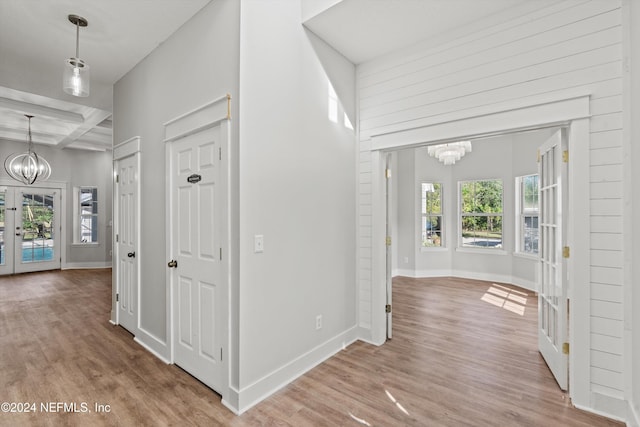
{"left": 236, "top": 0, "right": 356, "bottom": 412}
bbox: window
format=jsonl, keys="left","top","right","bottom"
{"left": 74, "top": 187, "right": 98, "bottom": 243}
{"left": 421, "top": 182, "right": 443, "bottom": 247}
{"left": 516, "top": 174, "right": 539, "bottom": 255}
{"left": 460, "top": 179, "right": 503, "bottom": 248}
{"left": 328, "top": 83, "right": 338, "bottom": 123}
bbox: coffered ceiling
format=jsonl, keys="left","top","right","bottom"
{"left": 0, "top": 0, "right": 211, "bottom": 151}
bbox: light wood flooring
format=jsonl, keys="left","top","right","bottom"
{"left": 0, "top": 270, "right": 624, "bottom": 426}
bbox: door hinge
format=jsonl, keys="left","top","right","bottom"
{"left": 385, "top": 168, "right": 391, "bottom": 179}
{"left": 220, "top": 248, "right": 222, "bottom": 260}
{"left": 563, "top": 150, "right": 569, "bottom": 163}
{"left": 115, "top": 234, "right": 119, "bottom": 243}
{"left": 220, "top": 348, "right": 223, "bottom": 361}
{"left": 116, "top": 293, "right": 119, "bottom": 302}
{"left": 563, "top": 246, "right": 570, "bottom": 258}
{"left": 116, "top": 174, "right": 119, "bottom": 183}
{"left": 385, "top": 236, "right": 392, "bottom": 246}
{"left": 562, "top": 342, "right": 569, "bottom": 354}
{"left": 385, "top": 304, "right": 392, "bottom": 313}
{"left": 219, "top": 147, "right": 222, "bottom": 161}
{"left": 536, "top": 150, "right": 540, "bottom": 163}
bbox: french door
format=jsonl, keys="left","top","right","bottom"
{"left": 537, "top": 129, "right": 568, "bottom": 390}
{"left": 0, "top": 186, "right": 61, "bottom": 275}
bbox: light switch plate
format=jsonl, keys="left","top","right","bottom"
{"left": 254, "top": 235, "right": 264, "bottom": 253}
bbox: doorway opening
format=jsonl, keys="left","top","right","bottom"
{"left": 0, "top": 186, "right": 62, "bottom": 275}
{"left": 367, "top": 95, "right": 591, "bottom": 405}
{"left": 383, "top": 126, "right": 568, "bottom": 390}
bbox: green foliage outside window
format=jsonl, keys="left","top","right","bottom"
{"left": 460, "top": 180, "right": 503, "bottom": 248}
{"left": 422, "top": 183, "right": 442, "bottom": 247}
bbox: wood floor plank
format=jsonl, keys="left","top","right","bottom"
{"left": 0, "top": 271, "right": 625, "bottom": 426}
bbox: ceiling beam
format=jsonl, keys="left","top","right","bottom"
{"left": 0, "top": 97, "right": 84, "bottom": 124}
{"left": 55, "top": 109, "right": 112, "bottom": 149}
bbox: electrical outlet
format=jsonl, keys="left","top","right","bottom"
{"left": 254, "top": 235, "right": 264, "bottom": 253}
{"left": 315, "top": 314, "right": 322, "bottom": 330}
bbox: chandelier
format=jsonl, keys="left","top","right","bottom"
{"left": 427, "top": 141, "right": 472, "bottom": 165}
{"left": 4, "top": 115, "right": 52, "bottom": 185}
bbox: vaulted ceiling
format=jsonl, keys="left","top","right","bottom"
{"left": 1, "top": 0, "right": 535, "bottom": 152}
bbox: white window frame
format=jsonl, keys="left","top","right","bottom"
{"left": 458, "top": 179, "right": 504, "bottom": 250}
{"left": 515, "top": 174, "right": 539, "bottom": 257}
{"left": 421, "top": 182, "right": 444, "bottom": 248}
{"left": 73, "top": 186, "right": 98, "bottom": 244}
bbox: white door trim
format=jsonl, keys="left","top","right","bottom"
{"left": 0, "top": 184, "right": 65, "bottom": 275}
{"left": 112, "top": 136, "right": 141, "bottom": 328}
{"left": 367, "top": 95, "right": 591, "bottom": 407}
{"left": 164, "top": 95, "right": 231, "bottom": 398}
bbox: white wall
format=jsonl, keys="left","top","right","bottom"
{"left": 300, "top": 0, "right": 343, "bottom": 22}
{"left": 626, "top": 0, "right": 640, "bottom": 424}
{"left": 0, "top": 140, "right": 112, "bottom": 267}
{"left": 357, "top": 0, "right": 626, "bottom": 419}
{"left": 393, "top": 149, "right": 415, "bottom": 275}
{"left": 112, "top": 0, "right": 240, "bottom": 360}
{"left": 236, "top": 0, "right": 356, "bottom": 411}
{"left": 392, "top": 129, "right": 550, "bottom": 290}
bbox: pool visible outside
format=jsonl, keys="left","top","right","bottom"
{"left": 0, "top": 246, "right": 54, "bottom": 264}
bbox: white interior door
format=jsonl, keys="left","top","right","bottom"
{"left": 0, "top": 186, "right": 60, "bottom": 275}
{"left": 116, "top": 154, "right": 139, "bottom": 333}
{"left": 170, "top": 124, "right": 223, "bottom": 392}
{"left": 538, "top": 129, "right": 568, "bottom": 390}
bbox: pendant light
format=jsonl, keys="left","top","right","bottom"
{"left": 4, "top": 115, "right": 52, "bottom": 185}
{"left": 63, "top": 14, "right": 90, "bottom": 97}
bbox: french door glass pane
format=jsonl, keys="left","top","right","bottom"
{"left": 21, "top": 193, "right": 54, "bottom": 263}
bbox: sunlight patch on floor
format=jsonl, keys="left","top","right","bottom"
{"left": 385, "top": 389, "right": 410, "bottom": 416}
{"left": 349, "top": 412, "right": 372, "bottom": 426}
{"left": 481, "top": 283, "right": 528, "bottom": 315}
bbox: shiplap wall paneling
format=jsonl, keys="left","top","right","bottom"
{"left": 356, "top": 0, "right": 625, "bottom": 416}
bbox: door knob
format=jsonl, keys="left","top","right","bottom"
{"left": 127, "top": 252, "right": 135, "bottom": 258}
{"left": 168, "top": 260, "right": 178, "bottom": 268}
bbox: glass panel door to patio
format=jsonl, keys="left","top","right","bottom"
{"left": 0, "top": 187, "right": 60, "bottom": 275}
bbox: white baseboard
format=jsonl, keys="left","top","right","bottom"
{"left": 62, "top": 261, "right": 112, "bottom": 270}
{"left": 395, "top": 269, "right": 537, "bottom": 293}
{"left": 572, "top": 391, "right": 627, "bottom": 423}
{"left": 509, "top": 277, "right": 537, "bottom": 292}
{"left": 356, "top": 326, "right": 384, "bottom": 346}
{"left": 225, "top": 326, "right": 359, "bottom": 415}
{"left": 411, "top": 269, "right": 453, "bottom": 278}
{"left": 628, "top": 399, "right": 640, "bottom": 427}
{"left": 134, "top": 329, "right": 170, "bottom": 363}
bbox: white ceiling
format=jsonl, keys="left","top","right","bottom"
{"left": 0, "top": 0, "right": 211, "bottom": 151}
{"left": 303, "top": 0, "right": 530, "bottom": 64}
{"left": 1, "top": 0, "right": 533, "bottom": 152}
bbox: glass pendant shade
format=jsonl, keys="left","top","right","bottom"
{"left": 63, "top": 15, "right": 89, "bottom": 97}
{"left": 4, "top": 116, "right": 52, "bottom": 185}
{"left": 63, "top": 57, "right": 90, "bottom": 97}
